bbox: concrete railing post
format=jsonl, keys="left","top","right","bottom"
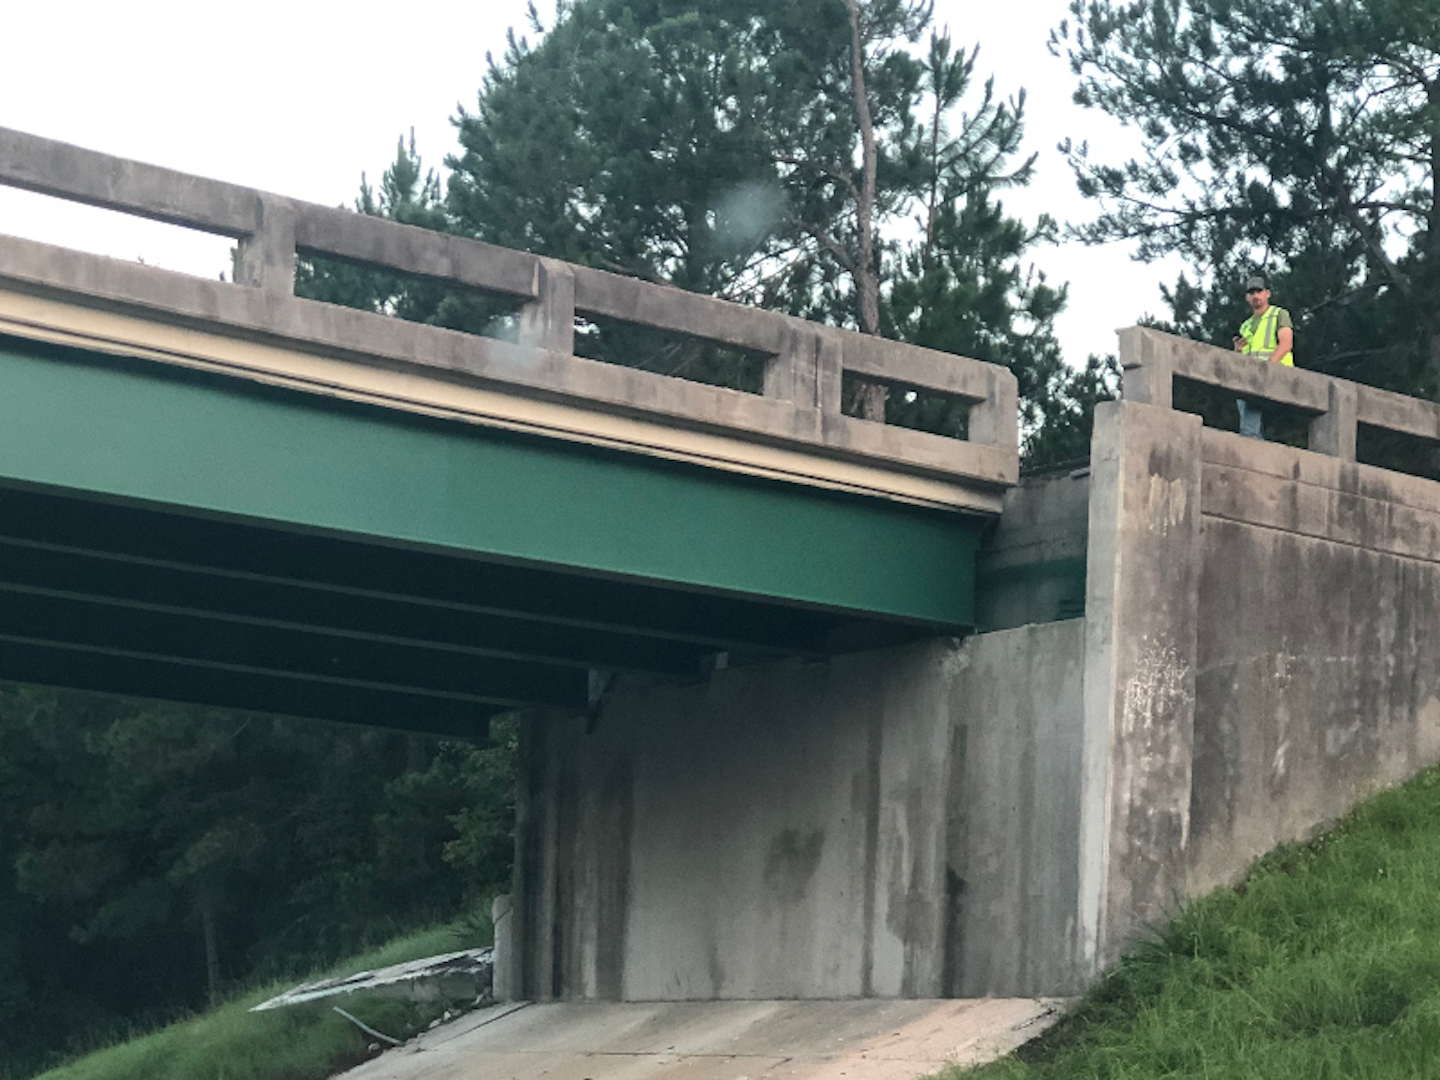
{"left": 763, "top": 326, "right": 809, "bottom": 405}
{"left": 765, "top": 325, "right": 842, "bottom": 413}
{"left": 1079, "top": 399, "right": 1201, "bottom": 974}
{"left": 814, "top": 327, "right": 843, "bottom": 414}
{"left": 1310, "top": 379, "right": 1358, "bottom": 460}
{"left": 518, "top": 258, "right": 576, "bottom": 354}
{"left": 968, "top": 367, "right": 1019, "bottom": 449}
{"left": 1118, "top": 326, "right": 1174, "bottom": 408}
{"left": 232, "top": 195, "right": 296, "bottom": 296}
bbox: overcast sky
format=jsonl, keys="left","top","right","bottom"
{"left": 0, "top": 0, "right": 1186, "bottom": 364}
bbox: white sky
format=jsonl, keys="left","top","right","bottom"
{"left": 0, "top": 0, "right": 1186, "bottom": 365}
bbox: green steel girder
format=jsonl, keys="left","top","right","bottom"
{"left": 0, "top": 540, "right": 715, "bottom": 677}
{"left": 0, "top": 338, "right": 981, "bottom": 624}
{"left": 0, "top": 335, "right": 984, "bottom": 733}
{"left": 0, "top": 589, "right": 590, "bottom": 708}
{"left": 0, "top": 487, "right": 843, "bottom": 655}
{"left": 0, "top": 638, "right": 501, "bottom": 739}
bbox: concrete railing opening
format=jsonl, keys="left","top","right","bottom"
{"left": 0, "top": 182, "right": 237, "bottom": 278}
{"left": 1120, "top": 325, "right": 1440, "bottom": 472}
{"left": 0, "top": 127, "right": 1018, "bottom": 494}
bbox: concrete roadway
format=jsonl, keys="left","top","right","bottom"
{"left": 335, "top": 998, "right": 1066, "bottom": 1080}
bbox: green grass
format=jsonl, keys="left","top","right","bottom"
{"left": 940, "top": 764, "right": 1440, "bottom": 1080}
{"left": 32, "top": 919, "right": 490, "bottom": 1080}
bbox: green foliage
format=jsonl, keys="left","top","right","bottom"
{"left": 308, "top": 0, "right": 1075, "bottom": 453}
{"left": 1055, "top": 0, "right": 1440, "bottom": 404}
{"left": 452, "top": 0, "right": 1064, "bottom": 385}
{"left": 1018, "top": 353, "right": 1119, "bottom": 469}
{"left": 0, "top": 684, "right": 515, "bottom": 1079}
{"left": 293, "top": 134, "right": 518, "bottom": 338}
{"left": 935, "top": 763, "right": 1440, "bottom": 1078}
{"left": 450, "top": 0, "right": 796, "bottom": 296}
{"left": 878, "top": 30, "right": 1083, "bottom": 454}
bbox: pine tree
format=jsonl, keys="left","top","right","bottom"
{"left": 0, "top": 683, "right": 516, "bottom": 1064}
{"left": 1055, "top": 0, "right": 1440, "bottom": 399}
{"left": 444, "top": 0, "right": 1068, "bottom": 444}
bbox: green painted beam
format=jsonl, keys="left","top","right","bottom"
{"left": 0, "top": 638, "right": 498, "bottom": 740}
{"left": 0, "top": 588, "right": 592, "bottom": 707}
{"left": 0, "top": 489, "right": 840, "bottom": 655}
{"left": 0, "top": 338, "right": 980, "bottom": 624}
{"left": 0, "top": 541, "right": 713, "bottom": 677}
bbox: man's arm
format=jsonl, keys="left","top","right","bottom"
{"left": 1269, "top": 326, "right": 1293, "bottom": 363}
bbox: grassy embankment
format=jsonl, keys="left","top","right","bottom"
{"left": 941, "top": 763, "right": 1440, "bottom": 1079}
{"left": 30, "top": 917, "right": 490, "bottom": 1080}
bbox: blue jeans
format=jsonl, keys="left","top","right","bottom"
{"left": 1236, "top": 398, "right": 1263, "bottom": 440}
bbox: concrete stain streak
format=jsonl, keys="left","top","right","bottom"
{"left": 1117, "top": 640, "right": 1192, "bottom": 849}
{"left": 859, "top": 707, "right": 883, "bottom": 997}
{"left": 762, "top": 829, "right": 825, "bottom": 904}
{"left": 1145, "top": 473, "right": 1189, "bottom": 532}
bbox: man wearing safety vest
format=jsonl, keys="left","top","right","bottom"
{"left": 1231, "top": 274, "right": 1294, "bottom": 439}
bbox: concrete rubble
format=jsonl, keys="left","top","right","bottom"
{"left": 251, "top": 948, "right": 494, "bottom": 1012}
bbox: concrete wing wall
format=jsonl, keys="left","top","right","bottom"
{"left": 975, "top": 470, "right": 1090, "bottom": 632}
{"left": 1080, "top": 398, "right": 1440, "bottom": 972}
{"left": 1189, "top": 430, "right": 1440, "bottom": 894}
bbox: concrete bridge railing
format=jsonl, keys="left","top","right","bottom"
{"left": 0, "top": 127, "right": 1017, "bottom": 513}
{"left": 1120, "top": 324, "right": 1440, "bottom": 459}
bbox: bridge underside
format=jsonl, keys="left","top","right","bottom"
{"left": 0, "top": 335, "right": 984, "bottom": 738}
{"left": 0, "top": 485, "right": 949, "bottom": 738}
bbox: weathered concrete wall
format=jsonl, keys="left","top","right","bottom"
{"left": 515, "top": 626, "right": 1088, "bottom": 1002}
{"left": 516, "top": 645, "right": 952, "bottom": 1002}
{"left": 1077, "top": 400, "right": 1440, "bottom": 969}
{"left": 950, "top": 620, "right": 1086, "bottom": 996}
{"left": 1188, "top": 431, "right": 1440, "bottom": 893}
{"left": 514, "top": 397, "right": 1440, "bottom": 1005}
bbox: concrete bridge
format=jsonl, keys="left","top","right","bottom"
{"left": 7, "top": 129, "right": 1440, "bottom": 1013}
{"left": 0, "top": 127, "right": 1015, "bottom": 735}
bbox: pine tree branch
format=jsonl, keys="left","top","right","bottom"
{"left": 802, "top": 222, "right": 858, "bottom": 276}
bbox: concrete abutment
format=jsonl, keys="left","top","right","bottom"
{"left": 511, "top": 396, "right": 1440, "bottom": 1003}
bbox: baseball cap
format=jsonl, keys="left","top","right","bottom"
{"left": 1244, "top": 275, "right": 1268, "bottom": 292}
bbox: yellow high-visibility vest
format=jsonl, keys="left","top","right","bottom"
{"left": 1240, "top": 305, "right": 1293, "bottom": 366}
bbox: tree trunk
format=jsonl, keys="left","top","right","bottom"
{"left": 846, "top": 0, "right": 887, "bottom": 423}
{"left": 1424, "top": 77, "right": 1440, "bottom": 394}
